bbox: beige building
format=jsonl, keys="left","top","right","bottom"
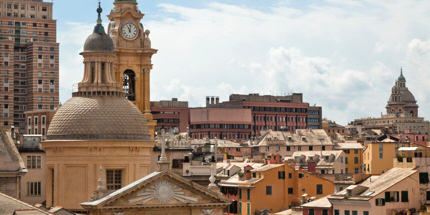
{"left": 252, "top": 129, "right": 335, "bottom": 159}
{"left": 18, "top": 134, "right": 45, "bottom": 205}
{"left": 0, "top": 0, "right": 60, "bottom": 133}
{"left": 41, "top": 4, "right": 154, "bottom": 210}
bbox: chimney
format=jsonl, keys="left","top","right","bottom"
{"left": 211, "top": 96, "right": 215, "bottom": 105}
{"left": 216, "top": 96, "right": 219, "bottom": 104}
{"left": 206, "top": 96, "right": 210, "bottom": 106}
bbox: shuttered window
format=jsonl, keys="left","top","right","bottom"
{"left": 401, "top": 191, "right": 409, "bottom": 202}
{"left": 420, "top": 172, "right": 429, "bottom": 184}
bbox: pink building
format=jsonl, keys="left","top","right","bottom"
{"left": 393, "top": 128, "right": 428, "bottom": 147}
{"left": 189, "top": 107, "right": 252, "bottom": 140}
{"left": 302, "top": 197, "right": 332, "bottom": 215}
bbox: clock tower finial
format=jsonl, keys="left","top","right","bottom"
{"left": 94, "top": 1, "right": 105, "bottom": 34}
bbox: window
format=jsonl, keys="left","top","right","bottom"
{"left": 27, "top": 182, "right": 41, "bottom": 196}
{"left": 50, "top": 105, "right": 54, "bottom": 110}
{"left": 38, "top": 96, "right": 42, "bottom": 101}
{"left": 299, "top": 173, "right": 305, "bottom": 178}
{"left": 335, "top": 210, "right": 339, "bottom": 215}
{"left": 287, "top": 146, "right": 290, "bottom": 151}
{"left": 239, "top": 189, "right": 242, "bottom": 199}
{"left": 3, "top": 78, "right": 8, "bottom": 83}
{"left": 363, "top": 212, "right": 369, "bottom": 215}
{"left": 278, "top": 171, "right": 285, "bottom": 179}
{"left": 345, "top": 157, "right": 348, "bottom": 164}
{"left": 345, "top": 168, "right": 348, "bottom": 174}
{"left": 27, "top": 156, "right": 41, "bottom": 169}
{"left": 354, "top": 157, "right": 358, "bottom": 164}
{"left": 344, "top": 150, "right": 350, "bottom": 154}
{"left": 322, "top": 146, "right": 325, "bottom": 150}
{"left": 50, "top": 47, "right": 54, "bottom": 51}
{"left": 106, "top": 170, "right": 122, "bottom": 191}
{"left": 316, "top": 184, "right": 323, "bottom": 194}
{"left": 309, "top": 146, "right": 313, "bottom": 151}
{"left": 265, "top": 146, "right": 269, "bottom": 151}
{"left": 352, "top": 211, "right": 357, "bottom": 215}
{"left": 247, "top": 202, "right": 250, "bottom": 215}
{"left": 379, "top": 144, "right": 383, "bottom": 151}
{"left": 379, "top": 153, "right": 383, "bottom": 159}
{"left": 401, "top": 191, "right": 408, "bottom": 202}
{"left": 385, "top": 191, "right": 399, "bottom": 202}
{"left": 50, "top": 97, "right": 54, "bottom": 101}
{"left": 298, "top": 146, "right": 301, "bottom": 151}
{"left": 38, "top": 55, "right": 42, "bottom": 59}
{"left": 345, "top": 211, "right": 350, "bottom": 215}
{"left": 354, "top": 150, "right": 358, "bottom": 154}
{"left": 50, "top": 80, "right": 54, "bottom": 85}
{"left": 50, "top": 72, "right": 54, "bottom": 77}
{"left": 239, "top": 202, "right": 242, "bottom": 214}
{"left": 247, "top": 188, "right": 250, "bottom": 200}
{"left": 354, "top": 168, "right": 359, "bottom": 174}
{"left": 38, "top": 105, "right": 42, "bottom": 110}
{"left": 420, "top": 172, "right": 429, "bottom": 184}
{"left": 259, "top": 172, "right": 261, "bottom": 178}
{"left": 289, "top": 173, "right": 292, "bottom": 178}
{"left": 309, "top": 209, "right": 314, "bottom": 215}
{"left": 322, "top": 210, "right": 328, "bottom": 215}
{"left": 266, "top": 186, "right": 272, "bottom": 195}
{"left": 427, "top": 191, "right": 430, "bottom": 201}
{"left": 288, "top": 188, "right": 293, "bottom": 194}
{"left": 252, "top": 172, "right": 256, "bottom": 178}
{"left": 375, "top": 198, "right": 385, "bottom": 206}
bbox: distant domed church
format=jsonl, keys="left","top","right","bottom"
{"left": 41, "top": 2, "right": 154, "bottom": 210}
{"left": 386, "top": 69, "right": 418, "bottom": 117}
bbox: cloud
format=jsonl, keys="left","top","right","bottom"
{"left": 57, "top": 1, "right": 430, "bottom": 125}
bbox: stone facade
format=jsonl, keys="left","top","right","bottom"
{"left": 80, "top": 170, "right": 231, "bottom": 215}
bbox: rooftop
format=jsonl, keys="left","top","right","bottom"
{"left": 335, "top": 142, "right": 364, "bottom": 150}
{"left": 301, "top": 196, "right": 332, "bottom": 209}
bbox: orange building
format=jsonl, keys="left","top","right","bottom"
{"left": 219, "top": 162, "right": 334, "bottom": 214}
{"left": 334, "top": 142, "right": 365, "bottom": 174}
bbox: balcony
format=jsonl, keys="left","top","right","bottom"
{"left": 393, "top": 157, "right": 416, "bottom": 168}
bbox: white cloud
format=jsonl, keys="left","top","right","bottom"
{"left": 58, "top": 1, "right": 430, "bottom": 124}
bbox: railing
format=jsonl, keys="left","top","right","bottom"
{"left": 72, "top": 83, "right": 121, "bottom": 93}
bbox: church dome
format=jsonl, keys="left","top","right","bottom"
{"left": 391, "top": 85, "right": 400, "bottom": 93}
{"left": 46, "top": 96, "right": 151, "bottom": 141}
{"left": 398, "top": 74, "right": 406, "bottom": 82}
{"left": 400, "top": 89, "right": 416, "bottom": 103}
{"left": 83, "top": 33, "right": 115, "bottom": 52}
{"left": 83, "top": 3, "right": 115, "bottom": 53}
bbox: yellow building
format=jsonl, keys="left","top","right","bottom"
{"left": 41, "top": 4, "right": 153, "bottom": 210}
{"left": 334, "top": 142, "right": 364, "bottom": 174}
{"left": 107, "top": 0, "right": 157, "bottom": 140}
{"left": 363, "top": 141, "right": 409, "bottom": 174}
{"left": 219, "top": 162, "right": 334, "bottom": 214}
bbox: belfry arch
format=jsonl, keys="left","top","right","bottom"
{"left": 123, "top": 69, "right": 136, "bottom": 101}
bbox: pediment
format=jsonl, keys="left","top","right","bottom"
{"left": 81, "top": 170, "right": 231, "bottom": 209}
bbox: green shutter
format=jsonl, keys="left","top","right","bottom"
{"left": 278, "top": 171, "right": 281, "bottom": 179}
{"left": 345, "top": 210, "right": 350, "bottom": 215}
{"left": 322, "top": 210, "right": 328, "bottom": 215}
{"left": 385, "top": 192, "right": 391, "bottom": 202}
{"left": 335, "top": 210, "right": 340, "bottom": 215}
{"left": 247, "top": 202, "right": 250, "bottom": 215}
{"left": 239, "top": 202, "right": 242, "bottom": 214}
{"left": 282, "top": 171, "right": 286, "bottom": 179}
{"left": 401, "top": 191, "right": 409, "bottom": 202}
{"left": 363, "top": 212, "right": 369, "bottom": 215}
{"left": 420, "top": 172, "right": 429, "bottom": 184}
{"left": 309, "top": 209, "right": 314, "bottom": 215}
{"left": 382, "top": 199, "right": 385, "bottom": 206}
{"left": 375, "top": 199, "right": 379, "bottom": 206}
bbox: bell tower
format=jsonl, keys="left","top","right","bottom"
{"left": 107, "top": 0, "right": 157, "bottom": 140}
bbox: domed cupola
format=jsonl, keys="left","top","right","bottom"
{"left": 46, "top": 2, "right": 151, "bottom": 141}
{"left": 83, "top": 3, "right": 115, "bottom": 53}
{"left": 391, "top": 83, "right": 400, "bottom": 94}
{"left": 398, "top": 69, "right": 406, "bottom": 82}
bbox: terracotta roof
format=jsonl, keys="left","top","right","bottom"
{"left": 255, "top": 129, "right": 334, "bottom": 147}
{"left": 0, "top": 192, "right": 52, "bottom": 215}
{"left": 301, "top": 196, "right": 332, "bottom": 208}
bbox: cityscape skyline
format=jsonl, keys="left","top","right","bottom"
{"left": 56, "top": 0, "right": 430, "bottom": 125}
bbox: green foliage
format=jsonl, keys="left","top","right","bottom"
{"left": 237, "top": 171, "right": 243, "bottom": 177}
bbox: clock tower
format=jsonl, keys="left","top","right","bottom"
{"left": 107, "top": 0, "right": 157, "bottom": 140}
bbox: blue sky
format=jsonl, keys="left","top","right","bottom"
{"left": 54, "top": 0, "right": 430, "bottom": 125}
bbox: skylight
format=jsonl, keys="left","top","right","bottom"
{"left": 340, "top": 191, "right": 347, "bottom": 195}
{"left": 363, "top": 191, "right": 374, "bottom": 196}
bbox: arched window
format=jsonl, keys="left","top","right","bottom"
{"left": 90, "top": 62, "right": 95, "bottom": 83}
{"left": 101, "top": 62, "right": 106, "bottom": 83}
{"left": 123, "top": 70, "right": 136, "bottom": 101}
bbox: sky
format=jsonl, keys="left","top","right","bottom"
{"left": 54, "top": 0, "right": 430, "bottom": 125}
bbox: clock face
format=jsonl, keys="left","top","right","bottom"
{"left": 122, "top": 23, "right": 138, "bottom": 39}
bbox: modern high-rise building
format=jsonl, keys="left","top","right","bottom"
{"left": 0, "top": 0, "right": 59, "bottom": 133}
